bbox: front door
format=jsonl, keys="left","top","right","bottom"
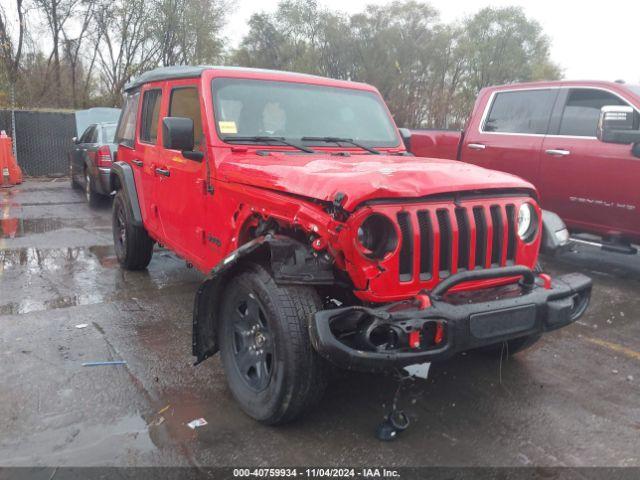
{"left": 155, "top": 82, "right": 210, "bottom": 266}
{"left": 461, "top": 88, "right": 559, "bottom": 189}
{"left": 135, "top": 87, "right": 164, "bottom": 237}
{"left": 539, "top": 87, "right": 640, "bottom": 239}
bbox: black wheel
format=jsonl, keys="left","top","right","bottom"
{"left": 70, "top": 162, "right": 80, "bottom": 190}
{"left": 85, "top": 170, "right": 102, "bottom": 207}
{"left": 112, "top": 189, "right": 154, "bottom": 270}
{"left": 479, "top": 334, "right": 542, "bottom": 356}
{"left": 219, "top": 264, "right": 326, "bottom": 425}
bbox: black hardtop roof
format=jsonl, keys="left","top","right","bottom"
{"left": 124, "top": 65, "right": 335, "bottom": 91}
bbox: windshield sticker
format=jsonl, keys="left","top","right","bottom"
{"left": 219, "top": 121, "right": 237, "bottom": 134}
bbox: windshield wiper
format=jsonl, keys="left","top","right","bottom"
{"left": 222, "top": 135, "right": 315, "bottom": 154}
{"left": 300, "top": 136, "right": 380, "bottom": 155}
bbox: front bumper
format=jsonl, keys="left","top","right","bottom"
{"left": 310, "top": 266, "right": 592, "bottom": 370}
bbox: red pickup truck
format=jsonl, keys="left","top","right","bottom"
{"left": 407, "top": 81, "right": 640, "bottom": 250}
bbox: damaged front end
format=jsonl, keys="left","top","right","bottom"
{"left": 310, "top": 266, "right": 592, "bottom": 370}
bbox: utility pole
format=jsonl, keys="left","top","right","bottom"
{"left": 10, "top": 81, "right": 17, "bottom": 162}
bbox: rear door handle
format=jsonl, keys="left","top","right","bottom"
{"left": 467, "top": 143, "right": 486, "bottom": 150}
{"left": 545, "top": 149, "right": 571, "bottom": 156}
{"left": 155, "top": 168, "right": 170, "bottom": 177}
{"left": 131, "top": 159, "right": 143, "bottom": 167}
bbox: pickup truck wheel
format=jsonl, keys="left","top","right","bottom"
{"left": 219, "top": 264, "right": 326, "bottom": 425}
{"left": 480, "top": 334, "right": 542, "bottom": 356}
{"left": 112, "top": 190, "right": 154, "bottom": 270}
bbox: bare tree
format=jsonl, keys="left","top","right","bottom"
{"left": 61, "top": 0, "right": 95, "bottom": 107}
{"left": 153, "top": 0, "right": 228, "bottom": 66}
{"left": 32, "top": 0, "right": 80, "bottom": 100}
{"left": 0, "top": 0, "right": 26, "bottom": 84}
{"left": 92, "top": 0, "right": 158, "bottom": 106}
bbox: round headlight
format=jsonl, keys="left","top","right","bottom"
{"left": 517, "top": 203, "right": 538, "bottom": 242}
{"left": 356, "top": 214, "right": 398, "bottom": 259}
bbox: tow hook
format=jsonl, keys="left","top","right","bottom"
{"left": 375, "top": 409, "right": 410, "bottom": 441}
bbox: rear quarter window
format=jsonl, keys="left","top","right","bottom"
{"left": 115, "top": 92, "right": 140, "bottom": 147}
{"left": 483, "top": 89, "right": 556, "bottom": 135}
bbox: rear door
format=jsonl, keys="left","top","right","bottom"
{"left": 155, "top": 82, "right": 209, "bottom": 265}
{"left": 540, "top": 87, "right": 640, "bottom": 238}
{"left": 72, "top": 125, "right": 95, "bottom": 181}
{"left": 461, "top": 88, "right": 558, "bottom": 188}
{"left": 84, "top": 125, "right": 100, "bottom": 177}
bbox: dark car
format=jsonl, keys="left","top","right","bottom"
{"left": 69, "top": 122, "right": 118, "bottom": 206}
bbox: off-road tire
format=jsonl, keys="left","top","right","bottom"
{"left": 85, "top": 170, "right": 102, "bottom": 207}
{"left": 219, "top": 263, "right": 327, "bottom": 425}
{"left": 480, "top": 334, "right": 542, "bottom": 356}
{"left": 112, "top": 189, "right": 153, "bottom": 270}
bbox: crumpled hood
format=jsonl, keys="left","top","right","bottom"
{"left": 218, "top": 153, "right": 535, "bottom": 211}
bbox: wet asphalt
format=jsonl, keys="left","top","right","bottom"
{"left": 0, "top": 179, "right": 639, "bottom": 467}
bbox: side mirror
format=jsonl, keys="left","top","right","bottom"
{"left": 596, "top": 106, "right": 640, "bottom": 144}
{"left": 162, "top": 117, "right": 195, "bottom": 151}
{"left": 398, "top": 127, "right": 412, "bottom": 150}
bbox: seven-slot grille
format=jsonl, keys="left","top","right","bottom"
{"left": 396, "top": 203, "right": 517, "bottom": 283}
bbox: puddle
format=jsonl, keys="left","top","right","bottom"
{"left": 0, "top": 292, "right": 111, "bottom": 315}
{"left": 0, "top": 217, "right": 112, "bottom": 239}
{"left": 0, "top": 245, "right": 200, "bottom": 316}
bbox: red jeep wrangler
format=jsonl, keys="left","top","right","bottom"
{"left": 110, "top": 66, "right": 592, "bottom": 425}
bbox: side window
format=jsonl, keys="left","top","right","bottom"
{"left": 168, "top": 87, "right": 203, "bottom": 147}
{"left": 115, "top": 91, "right": 140, "bottom": 147}
{"left": 559, "top": 89, "right": 629, "bottom": 137}
{"left": 140, "top": 89, "right": 162, "bottom": 144}
{"left": 79, "top": 126, "right": 94, "bottom": 143}
{"left": 483, "top": 90, "right": 556, "bottom": 134}
{"left": 89, "top": 127, "right": 99, "bottom": 143}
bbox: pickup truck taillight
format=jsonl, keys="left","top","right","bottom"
{"left": 96, "top": 146, "right": 112, "bottom": 168}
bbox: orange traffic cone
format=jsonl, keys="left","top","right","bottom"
{"left": 0, "top": 130, "right": 22, "bottom": 187}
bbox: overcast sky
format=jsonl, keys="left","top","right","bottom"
{"left": 224, "top": 0, "right": 640, "bottom": 83}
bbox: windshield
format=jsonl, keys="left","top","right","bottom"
{"left": 211, "top": 78, "right": 399, "bottom": 148}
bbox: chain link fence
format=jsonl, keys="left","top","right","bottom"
{"left": 0, "top": 109, "right": 76, "bottom": 177}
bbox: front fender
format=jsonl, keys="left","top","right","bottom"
{"left": 192, "top": 235, "right": 336, "bottom": 365}
{"left": 540, "top": 210, "right": 570, "bottom": 255}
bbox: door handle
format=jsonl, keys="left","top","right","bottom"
{"left": 467, "top": 143, "right": 486, "bottom": 150}
{"left": 131, "top": 159, "right": 143, "bottom": 167}
{"left": 545, "top": 149, "right": 571, "bottom": 156}
{"left": 155, "top": 168, "right": 170, "bottom": 177}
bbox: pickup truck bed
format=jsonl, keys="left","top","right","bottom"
{"left": 408, "top": 129, "right": 462, "bottom": 160}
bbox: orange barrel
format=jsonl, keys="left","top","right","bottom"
{"left": 0, "top": 131, "right": 22, "bottom": 186}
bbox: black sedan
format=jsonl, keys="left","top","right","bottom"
{"left": 69, "top": 122, "right": 117, "bottom": 206}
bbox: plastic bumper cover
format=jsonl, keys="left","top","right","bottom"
{"left": 309, "top": 267, "right": 592, "bottom": 370}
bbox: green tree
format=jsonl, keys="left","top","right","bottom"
{"left": 450, "top": 7, "right": 562, "bottom": 125}
{"left": 233, "top": 1, "right": 563, "bottom": 129}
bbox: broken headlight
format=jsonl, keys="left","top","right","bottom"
{"left": 356, "top": 213, "right": 398, "bottom": 259}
